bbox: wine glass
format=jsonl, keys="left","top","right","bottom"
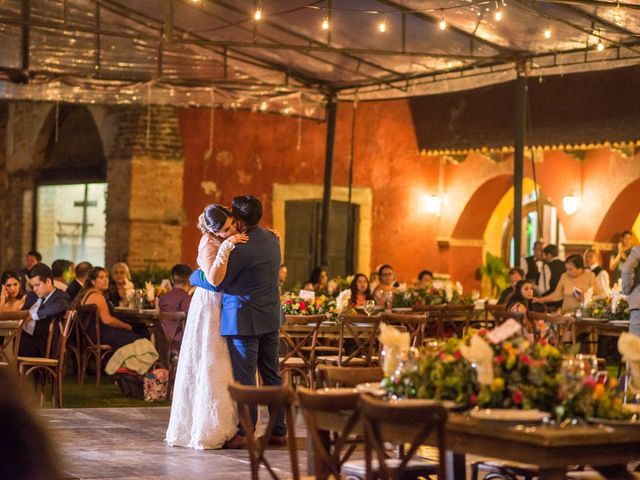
{"left": 364, "top": 300, "right": 376, "bottom": 317}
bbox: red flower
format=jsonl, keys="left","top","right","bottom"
{"left": 299, "top": 301, "right": 307, "bottom": 311}
{"left": 478, "top": 328, "right": 488, "bottom": 337}
{"left": 512, "top": 390, "right": 523, "bottom": 405}
{"left": 438, "top": 352, "right": 447, "bottom": 361}
{"left": 539, "top": 339, "right": 548, "bottom": 346}
{"left": 454, "top": 350, "right": 462, "bottom": 360}
{"left": 519, "top": 354, "right": 532, "bottom": 366}
{"left": 469, "top": 393, "right": 478, "bottom": 405}
{"left": 494, "top": 354, "right": 504, "bottom": 364}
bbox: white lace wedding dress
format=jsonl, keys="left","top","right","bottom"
{"left": 165, "top": 236, "right": 238, "bottom": 449}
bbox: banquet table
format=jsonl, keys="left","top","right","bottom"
{"left": 113, "top": 307, "right": 160, "bottom": 343}
{"left": 575, "top": 318, "right": 629, "bottom": 355}
{"left": 309, "top": 408, "right": 640, "bottom": 480}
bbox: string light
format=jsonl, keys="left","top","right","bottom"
{"left": 439, "top": 13, "right": 447, "bottom": 30}
{"left": 494, "top": 0, "right": 503, "bottom": 21}
{"left": 321, "top": 16, "right": 330, "bottom": 30}
{"left": 254, "top": 7, "right": 263, "bottom": 21}
{"left": 378, "top": 17, "right": 387, "bottom": 33}
{"left": 596, "top": 40, "right": 605, "bottom": 51}
{"left": 544, "top": 27, "right": 552, "bottom": 39}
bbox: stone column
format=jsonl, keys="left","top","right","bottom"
{"left": 105, "top": 105, "right": 185, "bottom": 271}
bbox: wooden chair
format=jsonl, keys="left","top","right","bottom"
{"left": 360, "top": 393, "right": 447, "bottom": 480}
{"left": 380, "top": 313, "right": 429, "bottom": 347}
{"left": 76, "top": 304, "right": 112, "bottom": 386}
{"left": 155, "top": 311, "right": 187, "bottom": 398}
{"left": 279, "top": 314, "right": 325, "bottom": 388}
{"left": 0, "top": 311, "right": 29, "bottom": 368}
{"left": 439, "top": 304, "right": 475, "bottom": 338}
{"left": 317, "top": 315, "right": 381, "bottom": 367}
{"left": 17, "top": 311, "right": 76, "bottom": 407}
{"left": 317, "top": 365, "right": 383, "bottom": 388}
{"left": 484, "top": 303, "right": 506, "bottom": 328}
{"left": 228, "top": 382, "right": 304, "bottom": 480}
{"left": 533, "top": 313, "right": 576, "bottom": 347}
{"left": 297, "top": 386, "right": 362, "bottom": 480}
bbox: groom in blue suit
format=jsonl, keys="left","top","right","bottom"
{"left": 190, "top": 195, "right": 286, "bottom": 447}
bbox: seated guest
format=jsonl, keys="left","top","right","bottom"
{"left": 51, "top": 259, "right": 74, "bottom": 292}
{"left": 66, "top": 261, "right": 93, "bottom": 301}
{"left": 159, "top": 264, "right": 193, "bottom": 316}
{"left": 309, "top": 266, "right": 329, "bottom": 296}
{"left": 414, "top": 270, "right": 434, "bottom": 289}
{"left": 372, "top": 264, "right": 399, "bottom": 306}
{"left": 300, "top": 281, "right": 314, "bottom": 291}
{"left": 535, "top": 254, "right": 602, "bottom": 314}
{"left": 107, "top": 262, "right": 135, "bottom": 307}
{"left": 19, "top": 264, "right": 70, "bottom": 358}
{"left": 349, "top": 273, "right": 372, "bottom": 307}
{"left": 584, "top": 247, "right": 611, "bottom": 296}
{"left": 19, "top": 250, "right": 42, "bottom": 291}
{"left": 506, "top": 280, "right": 534, "bottom": 314}
{"left": 278, "top": 264, "right": 288, "bottom": 295}
{"left": 498, "top": 267, "right": 525, "bottom": 305}
{"left": 1, "top": 270, "right": 26, "bottom": 312}
{"left": 76, "top": 267, "right": 140, "bottom": 351}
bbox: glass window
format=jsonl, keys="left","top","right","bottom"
{"left": 36, "top": 183, "right": 107, "bottom": 266}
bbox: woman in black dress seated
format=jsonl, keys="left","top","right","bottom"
{"left": 75, "top": 267, "right": 141, "bottom": 350}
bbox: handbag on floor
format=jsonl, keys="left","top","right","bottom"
{"left": 112, "top": 367, "right": 144, "bottom": 399}
{"left": 143, "top": 367, "right": 169, "bottom": 402}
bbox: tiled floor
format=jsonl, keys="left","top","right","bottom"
{"left": 41, "top": 407, "right": 305, "bottom": 480}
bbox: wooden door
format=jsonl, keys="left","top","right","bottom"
{"left": 284, "top": 200, "right": 359, "bottom": 289}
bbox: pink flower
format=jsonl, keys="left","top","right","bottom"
{"left": 512, "top": 390, "right": 523, "bottom": 405}
{"left": 299, "top": 301, "right": 307, "bottom": 311}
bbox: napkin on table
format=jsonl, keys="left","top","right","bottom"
{"left": 378, "top": 323, "right": 411, "bottom": 376}
{"left": 460, "top": 335, "right": 494, "bottom": 385}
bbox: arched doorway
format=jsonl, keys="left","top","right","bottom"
{"left": 595, "top": 177, "right": 640, "bottom": 244}
{"left": 34, "top": 105, "right": 108, "bottom": 265}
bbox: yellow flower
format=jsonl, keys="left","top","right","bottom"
{"left": 609, "top": 378, "right": 618, "bottom": 389}
{"left": 490, "top": 377, "right": 505, "bottom": 392}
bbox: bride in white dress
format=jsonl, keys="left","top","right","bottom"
{"left": 166, "top": 205, "right": 247, "bottom": 449}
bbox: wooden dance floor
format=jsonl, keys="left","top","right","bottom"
{"left": 41, "top": 408, "right": 303, "bottom": 480}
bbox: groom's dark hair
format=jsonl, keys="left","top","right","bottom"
{"left": 232, "top": 195, "right": 263, "bottom": 227}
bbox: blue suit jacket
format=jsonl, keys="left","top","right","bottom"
{"left": 190, "top": 226, "right": 283, "bottom": 336}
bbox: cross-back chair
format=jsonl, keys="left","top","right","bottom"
{"left": 317, "top": 365, "right": 384, "bottom": 388}
{"left": 297, "top": 386, "right": 362, "bottom": 480}
{"left": 17, "top": 310, "right": 76, "bottom": 407}
{"left": 317, "top": 315, "right": 381, "bottom": 368}
{"left": 228, "top": 382, "right": 300, "bottom": 480}
{"left": 76, "top": 304, "right": 112, "bottom": 386}
{"left": 439, "top": 304, "right": 475, "bottom": 339}
{"left": 360, "top": 394, "right": 447, "bottom": 480}
{"left": 380, "top": 313, "right": 429, "bottom": 347}
{"left": 279, "top": 314, "right": 325, "bottom": 388}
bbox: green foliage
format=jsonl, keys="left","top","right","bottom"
{"left": 477, "top": 252, "right": 509, "bottom": 295}
{"left": 131, "top": 267, "right": 171, "bottom": 287}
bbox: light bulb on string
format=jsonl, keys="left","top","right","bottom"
{"left": 321, "top": 16, "right": 330, "bottom": 30}
{"left": 494, "top": 1, "right": 503, "bottom": 21}
{"left": 378, "top": 17, "right": 387, "bottom": 33}
{"left": 254, "top": 7, "right": 263, "bottom": 21}
{"left": 544, "top": 27, "right": 552, "bottom": 39}
{"left": 439, "top": 13, "right": 447, "bottom": 30}
{"left": 596, "top": 40, "right": 605, "bottom": 51}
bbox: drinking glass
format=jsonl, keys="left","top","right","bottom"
{"left": 364, "top": 300, "right": 376, "bottom": 316}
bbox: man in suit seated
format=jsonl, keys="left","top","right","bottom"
{"left": 19, "top": 263, "right": 70, "bottom": 358}
{"left": 66, "top": 261, "right": 92, "bottom": 301}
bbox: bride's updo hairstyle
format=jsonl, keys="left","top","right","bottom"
{"left": 198, "top": 204, "right": 233, "bottom": 236}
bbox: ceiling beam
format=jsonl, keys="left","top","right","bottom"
{"left": 551, "top": 2, "right": 639, "bottom": 36}
{"left": 535, "top": 0, "right": 640, "bottom": 11}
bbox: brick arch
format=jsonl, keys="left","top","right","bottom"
{"left": 452, "top": 174, "right": 514, "bottom": 239}
{"left": 595, "top": 178, "right": 640, "bottom": 243}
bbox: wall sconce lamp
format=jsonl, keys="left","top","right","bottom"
{"left": 562, "top": 194, "right": 580, "bottom": 215}
{"left": 425, "top": 194, "right": 443, "bottom": 216}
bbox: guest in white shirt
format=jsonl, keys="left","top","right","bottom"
{"left": 584, "top": 247, "right": 611, "bottom": 296}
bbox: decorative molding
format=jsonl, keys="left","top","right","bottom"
{"left": 437, "top": 237, "right": 485, "bottom": 248}
{"left": 272, "top": 183, "right": 372, "bottom": 275}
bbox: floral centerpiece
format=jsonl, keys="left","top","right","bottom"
{"left": 380, "top": 325, "right": 632, "bottom": 421}
{"left": 585, "top": 296, "right": 630, "bottom": 320}
{"left": 281, "top": 292, "right": 337, "bottom": 319}
{"left": 392, "top": 283, "right": 474, "bottom": 308}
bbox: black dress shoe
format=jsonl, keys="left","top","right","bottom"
{"left": 223, "top": 434, "right": 248, "bottom": 449}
